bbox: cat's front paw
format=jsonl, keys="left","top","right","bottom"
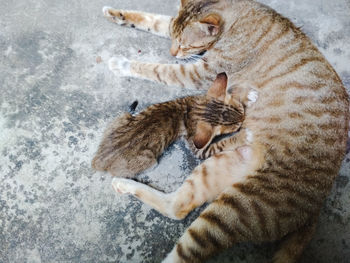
{"left": 112, "top": 178, "right": 138, "bottom": 195}
{"left": 102, "top": 6, "right": 126, "bottom": 25}
{"left": 108, "top": 56, "right": 131, "bottom": 76}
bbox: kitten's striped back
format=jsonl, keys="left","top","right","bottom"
{"left": 92, "top": 95, "right": 245, "bottom": 178}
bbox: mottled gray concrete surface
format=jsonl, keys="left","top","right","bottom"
{"left": 0, "top": 0, "right": 349, "bottom": 262}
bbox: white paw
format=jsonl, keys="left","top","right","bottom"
{"left": 111, "top": 178, "right": 138, "bottom": 195}
{"left": 102, "top": 6, "right": 113, "bottom": 17}
{"left": 247, "top": 90, "right": 258, "bottom": 107}
{"left": 102, "top": 6, "right": 126, "bottom": 25}
{"left": 108, "top": 56, "right": 131, "bottom": 76}
{"left": 162, "top": 249, "right": 177, "bottom": 263}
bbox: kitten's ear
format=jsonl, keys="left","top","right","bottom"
{"left": 193, "top": 121, "right": 213, "bottom": 149}
{"left": 207, "top": 72, "right": 227, "bottom": 101}
{"left": 200, "top": 14, "right": 221, "bottom": 36}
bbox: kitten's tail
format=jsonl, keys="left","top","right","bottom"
{"left": 129, "top": 100, "right": 138, "bottom": 113}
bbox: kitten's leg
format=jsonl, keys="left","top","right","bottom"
{"left": 195, "top": 128, "right": 253, "bottom": 159}
{"left": 102, "top": 6, "right": 172, "bottom": 38}
{"left": 272, "top": 216, "right": 318, "bottom": 263}
{"left": 109, "top": 151, "right": 157, "bottom": 178}
{"left": 109, "top": 57, "right": 215, "bottom": 89}
{"left": 112, "top": 147, "right": 254, "bottom": 220}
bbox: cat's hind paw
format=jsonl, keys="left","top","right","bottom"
{"left": 112, "top": 178, "right": 138, "bottom": 195}
{"left": 108, "top": 56, "right": 131, "bottom": 76}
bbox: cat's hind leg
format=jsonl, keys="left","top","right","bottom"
{"left": 272, "top": 216, "right": 318, "bottom": 263}
{"left": 102, "top": 6, "right": 172, "bottom": 38}
{"left": 112, "top": 146, "right": 256, "bottom": 220}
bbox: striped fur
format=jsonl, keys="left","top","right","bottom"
{"left": 92, "top": 74, "right": 256, "bottom": 178}
{"left": 104, "top": 0, "right": 349, "bottom": 262}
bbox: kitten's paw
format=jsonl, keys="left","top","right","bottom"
{"left": 108, "top": 56, "right": 131, "bottom": 76}
{"left": 112, "top": 178, "right": 138, "bottom": 195}
{"left": 189, "top": 142, "right": 207, "bottom": 160}
{"left": 194, "top": 149, "right": 207, "bottom": 160}
{"left": 247, "top": 90, "right": 258, "bottom": 107}
{"left": 102, "top": 6, "right": 126, "bottom": 25}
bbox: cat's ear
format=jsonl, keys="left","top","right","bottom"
{"left": 193, "top": 121, "right": 213, "bottom": 149}
{"left": 199, "top": 14, "right": 222, "bottom": 36}
{"left": 207, "top": 72, "right": 227, "bottom": 101}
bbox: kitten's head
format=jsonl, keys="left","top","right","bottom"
{"left": 193, "top": 72, "right": 244, "bottom": 149}
{"left": 170, "top": 0, "right": 224, "bottom": 59}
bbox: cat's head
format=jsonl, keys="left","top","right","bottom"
{"left": 170, "top": 0, "right": 224, "bottom": 59}
{"left": 193, "top": 72, "right": 244, "bottom": 149}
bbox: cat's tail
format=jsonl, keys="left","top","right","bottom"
{"left": 163, "top": 176, "right": 321, "bottom": 263}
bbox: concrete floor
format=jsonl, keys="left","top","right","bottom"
{"left": 0, "top": 0, "right": 349, "bottom": 262}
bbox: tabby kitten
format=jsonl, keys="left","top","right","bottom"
{"left": 92, "top": 73, "right": 257, "bottom": 178}
{"left": 104, "top": 0, "right": 349, "bottom": 262}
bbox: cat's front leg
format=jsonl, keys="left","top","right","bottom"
{"left": 108, "top": 56, "right": 216, "bottom": 89}
{"left": 103, "top": 6, "right": 172, "bottom": 38}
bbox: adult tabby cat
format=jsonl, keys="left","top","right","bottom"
{"left": 92, "top": 73, "right": 257, "bottom": 178}
{"left": 103, "top": 0, "right": 349, "bottom": 262}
